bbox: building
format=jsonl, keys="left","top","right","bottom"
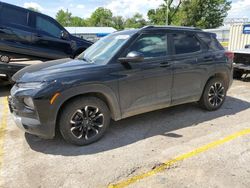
{"left": 228, "top": 23, "right": 250, "bottom": 51}
{"left": 204, "top": 26, "right": 230, "bottom": 43}
{"left": 203, "top": 19, "right": 249, "bottom": 49}
{"left": 204, "top": 26, "right": 230, "bottom": 48}
{"left": 65, "top": 27, "right": 117, "bottom": 42}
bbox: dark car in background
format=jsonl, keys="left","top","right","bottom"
{"left": 9, "top": 26, "right": 233, "bottom": 146}
{"left": 0, "top": 2, "right": 93, "bottom": 80}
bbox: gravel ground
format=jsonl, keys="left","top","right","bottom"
{"left": 0, "top": 77, "right": 250, "bottom": 188}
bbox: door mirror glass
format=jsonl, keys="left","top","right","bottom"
{"left": 61, "top": 30, "right": 69, "bottom": 40}
{"left": 118, "top": 51, "right": 144, "bottom": 63}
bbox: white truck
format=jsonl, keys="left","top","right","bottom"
{"left": 228, "top": 24, "right": 250, "bottom": 79}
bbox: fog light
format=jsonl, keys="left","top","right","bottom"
{"left": 23, "top": 97, "right": 35, "bottom": 109}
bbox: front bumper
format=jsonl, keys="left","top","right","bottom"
{"left": 8, "top": 95, "right": 55, "bottom": 139}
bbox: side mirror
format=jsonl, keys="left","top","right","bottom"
{"left": 118, "top": 51, "right": 144, "bottom": 63}
{"left": 61, "top": 30, "right": 69, "bottom": 40}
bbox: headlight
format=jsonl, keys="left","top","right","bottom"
{"left": 23, "top": 97, "right": 35, "bottom": 109}
{"left": 17, "top": 82, "right": 45, "bottom": 89}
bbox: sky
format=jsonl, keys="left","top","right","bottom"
{"left": 1, "top": 0, "right": 249, "bottom": 20}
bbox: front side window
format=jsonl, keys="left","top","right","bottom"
{"left": 128, "top": 34, "right": 167, "bottom": 58}
{"left": 1, "top": 7, "right": 28, "bottom": 26}
{"left": 173, "top": 33, "right": 201, "bottom": 54}
{"left": 36, "top": 16, "right": 61, "bottom": 38}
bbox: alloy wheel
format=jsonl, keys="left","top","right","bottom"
{"left": 70, "top": 106, "right": 104, "bottom": 140}
{"left": 208, "top": 82, "right": 225, "bottom": 107}
{"left": 0, "top": 55, "right": 10, "bottom": 63}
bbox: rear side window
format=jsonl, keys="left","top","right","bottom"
{"left": 36, "top": 16, "right": 61, "bottom": 38}
{"left": 197, "top": 33, "right": 224, "bottom": 51}
{"left": 128, "top": 34, "right": 167, "bottom": 58}
{"left": 173, "top": 33, "right": 201, "bottom": 54}
{"left": 1, "top": 6, "right": 28, "bottom": 26}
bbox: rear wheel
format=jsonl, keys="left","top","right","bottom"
{"left": 59, "top": 97, "right": 110, "bottom": 145}
{"left": 199, "top": 77, "right": 227, "bottom": 111}
{"left": 0, "top": 55, "right": 10, "bottom": 63}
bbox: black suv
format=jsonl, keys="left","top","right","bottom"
{"left": 0, "top": 2, "right": 92, "bottom": 60}
{"left": 9, "top": 26, "right": 233, "bottom": 145}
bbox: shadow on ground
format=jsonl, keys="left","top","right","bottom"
{"left": 25, "top": 96, "right": 250, "bottom": 156}
{"left": 0, "top": 85, "right": 11, "bottom": 97}
{"left": 242, "top": 76, "right": 250, "bottom": 82}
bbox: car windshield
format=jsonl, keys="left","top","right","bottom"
{"left": 78, "top": 34, "right": 132, "bottom": 64}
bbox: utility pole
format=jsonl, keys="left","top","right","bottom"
{"left": 166, "top": 0, "right": 169, "bottom": 25}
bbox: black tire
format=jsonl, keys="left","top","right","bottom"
{"left": 199, "top": 77, "right": 227, "bottom": 111}
{"left": 233, "top": 69, "right": 243, "bottom": 79}
{"left": 59, "top": 97, "right": 110, "bottom": 146}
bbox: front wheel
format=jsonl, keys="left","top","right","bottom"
{"left": 199, "top": 77, "right": 227, "bottom": 111}
{"left": 59, "top": 97, "right": 110, "bottom": 146}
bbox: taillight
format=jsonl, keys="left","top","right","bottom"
{"left": 225, "top": 51, "right": 234, "bottom": 62}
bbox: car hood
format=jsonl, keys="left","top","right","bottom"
{"left": 12, "top": 58, "right": 103, "bottom": 82}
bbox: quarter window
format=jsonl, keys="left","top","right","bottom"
{"left": 197, "top": 33, "right": 224, "bottom": 51}
{"left": 36, "top": 16, "right": 62, "bottom": 38}
{"left": 128, "top": 34, "right": 167, "bottom": 58}
{"left": 173, "top": 33, "right": 201, "bottom": 54}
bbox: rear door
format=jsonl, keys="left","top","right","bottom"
{"left": 0, "top": 4, "right": 33, "bottom": 55}
{"left": 171, "top": 32, "right": 213, "bottom": 105}
{"left": 31, "top": 14, "right": 72, "bottom": 59}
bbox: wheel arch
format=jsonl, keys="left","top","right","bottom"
{"left": 54, "top": 84, "right": 121, "bottom": 130}
{"left": 206, "top": 72, "right": 230, "bottom": 89}
{"left": 200, "top": 71, "right": 230, "bottom": 101}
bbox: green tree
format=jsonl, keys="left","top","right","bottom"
{"left": 124, "top": 13, "right": 147, "bottom": 28}
{"left": 177, "top": 0, "right": 231, "bottom": 28}
{"left": 89, "top": 7, "right": 113, "bottom": 26}
{"left": 148, "top": 0, "right": 183, "bottom": 25}
{"left": 56, "top": 9, "right": 72, "bottom": 27}
{"left": 112, "top": 16, "right": 125, "bottom": 30}
{"left": 71, "top": 16, "right": 84, "bottom": 26}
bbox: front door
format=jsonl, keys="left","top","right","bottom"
{"left": 118, "top": 32, "right": 173, "bottom": 118}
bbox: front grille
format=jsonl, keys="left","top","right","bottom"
{"left": 8, "top": 96, "right": 18, "bottom": 113}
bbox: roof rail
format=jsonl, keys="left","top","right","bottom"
{"left": 141, "top": 25, "right": 201, "bottom": 31}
